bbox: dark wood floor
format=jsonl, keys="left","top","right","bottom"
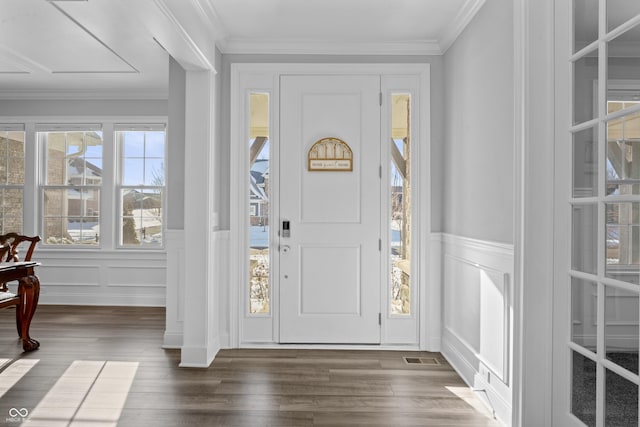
{"left": 0, "top": 306, "right": 500, "bottom": 426}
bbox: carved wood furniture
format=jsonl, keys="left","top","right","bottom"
{"left": 0, "top": 233, "right": 41, "bottom": 352}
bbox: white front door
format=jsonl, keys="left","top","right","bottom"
{"left": 279, "top": 74, "right": 381, "bottom": 343}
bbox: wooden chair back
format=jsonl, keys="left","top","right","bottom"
{"left": 0, "top": 233, "right": 41, "bottom": 263}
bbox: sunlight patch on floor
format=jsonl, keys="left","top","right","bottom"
{"left": 446, "top": 386, "right": 495, "bottom": 419}
{"left": 25, "top": 360, "right": 139, "bottom": 427}
{"left": 0, "top": 359, "right": 39, "bottom": 398}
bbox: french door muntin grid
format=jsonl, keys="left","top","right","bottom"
{"left": 569, "top": 1, "right": 640, "bottom": 425}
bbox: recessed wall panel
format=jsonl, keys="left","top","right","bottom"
{"left": 300, "top": 246, "right": 360, "bottom": 315}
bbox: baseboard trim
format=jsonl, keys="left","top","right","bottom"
{"left": 179, "top": 341, "right": 220, "bottom": 368}
{"left": 162, "top": 331, "right": 183, "bottom": 349}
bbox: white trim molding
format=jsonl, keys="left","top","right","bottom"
{"left": 440, "top": 233, "right": 514, "bottom": 426}
{"left": 439, "top": 0, "right": 488, "bottom": 53}
{"left": 230, "top": 63, "right": 432, "bottom": 350}
{"left": 163, "top": 228, "right": 185, "bottom": 348}
{"left": 219, "top": 39, "right": 442, "bottom": 56}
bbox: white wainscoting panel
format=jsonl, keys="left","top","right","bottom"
{"left": 33, "top": 249, "right": 167, "bottom": 307}
{"left": 440, "top": 233, "right": 513, "bottom": 426}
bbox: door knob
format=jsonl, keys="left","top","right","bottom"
{"left": 282, "top": 245, "right": 291, "bottom": 253}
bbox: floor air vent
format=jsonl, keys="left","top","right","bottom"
{"left": 403, "top": 357, "right": 440, "bottom": 365}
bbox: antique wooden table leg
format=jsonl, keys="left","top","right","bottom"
{"left": 16, "top": 273, "right": 40, "bottom": 352}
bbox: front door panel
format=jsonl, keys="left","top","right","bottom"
{"left": 279, "top": 75, "right": 381, "bottom": 343}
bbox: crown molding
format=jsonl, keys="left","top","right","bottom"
{"left": 0, "top": 89, "right": 168, "bottom": 100}
{"left": 150, "top": 0, "right": 215, "bottom": 71}
{"left": 438, "top": 0, "right": 487, "bottom": 54}
{"left": 190, "top": 0, "right": 227, "bottom": 41}
{"left": 217, "top": 39, "right": 443, "bottom": 56}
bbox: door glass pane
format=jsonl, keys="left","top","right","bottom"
{"left": 574, "top": 126, "right": 599, "bottom": 197}
{"left": 607, "top": 109, "right": 640, "bottom": 196}
{"left": 574, "top": 0, "right": 599, "bottom": 52}
{"left": 605, "top": 368, "right": 639, "bottom": 426}
{"left": 572, "top": 351, "right": 597, "bottom": 427}
{"left": 249, "top": 93, "right": 270, "bottom": 314}
{"left": 607, "top": 26, "right": 640, "bottom": 117}
{"left": 573, "top": 204, "right": 598, "bottom": 274}
{"left": 605, "top": 202, "right": 639, "bottom": 284}
{"left": 574, "top": 52, "right": 599, "bottom": 125}
{"left": 605, "top": 286, "right": 639, "bottom": 375}
{"left": 607, "top": 1, "right": 640, "bottom": 32}
{"left": 572, "top": 278, "right": 598, "bottom": 351}
{"left": 390, "top": 94, "right": 411, "bottom": 315}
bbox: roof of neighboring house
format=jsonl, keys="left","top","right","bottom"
{"left": 68, "top": 157, "right": 102, "bottom": 178}
{"left": 250, "top": 159, "right": 269, "bottom": 201}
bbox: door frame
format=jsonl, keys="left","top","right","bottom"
{"left": 230, "top": 63, "right": 433, "bottom": 349}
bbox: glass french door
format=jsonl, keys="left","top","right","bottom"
{"left": 561, "top": 1, "right": 640, "bottom": 425}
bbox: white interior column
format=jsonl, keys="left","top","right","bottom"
{"left": 180, "top": 68, "right": 220, "bottom": 367}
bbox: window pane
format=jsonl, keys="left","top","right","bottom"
{"left": 605, "top": 368, "right": 639, "bottom": 426}
{"left": 123, "top": 132, "right": 144, "bottom": 157}
{"left": 0, "top": 131, "right": 24, "bottom": 234}
{"left": 120, "top": 189, "right": 163, "bottom": 246}
{"left": 573, "top": 204, "right": 598, "bottom": 274}
{"left": 44, "top": 217, "right": 64, "bottom": 244}
{"left": 572, "top": 351, "right": 597, "bottom": 427}
{"left": 43, "top": 189, "right": 63, "bottom": 217}
{"left": 43, "top": 186, "right": 101, "bottom": 245}
{"left": 46, "top": 133, "right": 65, "bottom": 159}
{"left": 249, "top": 93, "right": 270, "bottom": 314}
{"left": 572, "top": 278, "right": 598, "bottom": 351}
{"left": 0, "top": 189, "right": 23, "bottom": 234}
{"left": 574, "top": 52, "right": 599, "bottom": 125}
{"left": 145, "top": 131, "right": 165, "bottom": 158}
{"left": 574, "top": 126, "right": 598, "bottom": 197}
{"left": 606, "top": 202, "right": 639, "bottom": 285}
{"left": 47, "top": 158, "right": 66, "bottom": 185}
{"left": 607, "top": 110, "right": 640, "bottom": 195}
{"left": 41, "top": 129, "right": 103, "bottom": 245}
{"left": 144, "top": 158, "right": 164, "bottom": 186}
{"left": 65, "top": 132, "right": 84, "bottom": 156}
{"left": 605, "top": 286, "right": 639, "bottom": 375}
{"left": 123, "top": 158, "right": 144, "bottom": 185}
{"left": 607, "top": 26, "right": 640, "bottom": 116}
{"left": 607, "top": 1, "right": 640, "bottom": 32}
{"left": 574, "top": 0, "right": 599, "bottom": 52}
{"left": 67, "top": 218, "right": 99, "bottom": 245}
{"left": 117, "top": 127, "right": 166, "bottom": 248}
{"left": 0, "top": 131, "right": 25, "bottom": 185}
{"left": 390, "top": 93, "right": 411, "bottom": 315}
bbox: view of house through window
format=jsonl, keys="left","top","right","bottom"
{"left": 41, "top": 128, "right": 103, "bottom": 245}
{"left": 606, "top": 102, "right": 639, "bottom": 283}
{"left": 249, "top": 93, "right": 270, "bottom": 314}
{"left": 390, "top": 94, "right": 412, "bottom": 315}
{"left": 117, "top": 127, "right": 165, "bottom": 247}
{"left": 0, "top": 129, "right": 25, "bottom": 234}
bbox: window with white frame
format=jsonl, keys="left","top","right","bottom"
{"left": 116, "top": 125, "right": 165, "bottom": 247}
{"left": 39, "top": 125, "right": 103, "bottom": 245}
{"left": 0, "top": 125, "right": 25, "bottom": 234}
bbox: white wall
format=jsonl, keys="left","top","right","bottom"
{"left": 441, "top": 0, "right": 515, "bottom": 425}
{"left": 167, "top": 56, "right": 186, "bottom": 230}
{"left": 443, "top": 0, "right": 514, "bottom": 244}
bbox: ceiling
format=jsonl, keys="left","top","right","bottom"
{"left": 0, "top": 0, "right": 483, "bottom": 99}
